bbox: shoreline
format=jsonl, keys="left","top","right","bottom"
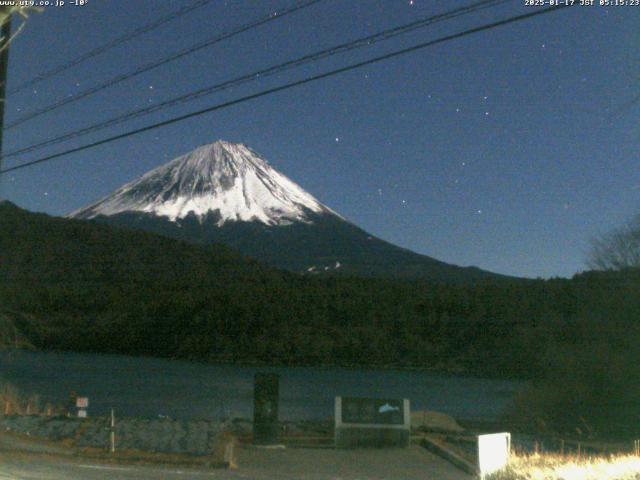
{"left": 0, "top": 346, "right": 531, "bottom": 383}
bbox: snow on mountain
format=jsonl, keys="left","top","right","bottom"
{"left": 70, "top": 140, "right": 336, "bottom": 226}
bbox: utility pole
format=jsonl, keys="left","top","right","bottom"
{"left": 0, "top": 9, "right": 11, "bottom": 198}
{"left": 110, "top": 408, "right": 116, "bottom": 453}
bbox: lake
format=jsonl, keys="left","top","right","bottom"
{"left": 0, "top": 350, "right": 524, "bottom": 422}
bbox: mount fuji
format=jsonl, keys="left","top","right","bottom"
{"left": 70, "top": 140, "right": 505, "bottom": 282}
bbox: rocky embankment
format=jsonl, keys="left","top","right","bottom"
{"left": 0, "top": 415, "right": 223, "bottom": 456}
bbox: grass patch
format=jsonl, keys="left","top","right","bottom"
{"left": 488, "top": 452, "right": 640, "bottom": 480}
{"left": 0, "top": 377, "right": 60, "bottom": 416}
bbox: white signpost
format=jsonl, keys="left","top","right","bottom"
{"left": 76, "top": 397, "right": 89, "bottom": 418}
{"left": 477, "top": 432, "right": 511, "bottom": 479}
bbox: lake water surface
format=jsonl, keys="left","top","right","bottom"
{"left": 0, "top": 350, "right": 524, "bottom": 422}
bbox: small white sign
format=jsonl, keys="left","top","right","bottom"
{"left": 478, "top": 432, "right": 511, "bottom": 479}
{"left": 76, "top": 397, "right": 89, "bottom": 408}
{"left": 77, "top": 409, "right": 87, "bottom": 418}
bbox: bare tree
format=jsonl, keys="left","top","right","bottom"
{"left": 0, "top": 6, "right": 40, "bottom": 53}
{"left": 588, "top": 214, "right": 640, "bottom": 271}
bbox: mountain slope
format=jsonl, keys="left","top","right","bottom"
{"left": 70, "top": 140, "right": 509, "bottom": 282}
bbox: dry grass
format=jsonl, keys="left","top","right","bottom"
{"left": 0, "top": 381, "right": 31, "bottom": 415}
{"left": 488, "top": 452, "right": 640, "bottom": 480}
{"left": 0, "top": 378, "right": 60, "bottom": 416}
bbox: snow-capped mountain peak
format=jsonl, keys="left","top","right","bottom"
{"left": 70, "top": 140, "right": 335, "bottom": 226}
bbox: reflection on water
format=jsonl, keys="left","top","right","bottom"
{"left": 0, "top": 350, "right": 524, "bottom": 422}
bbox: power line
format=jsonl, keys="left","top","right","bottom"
{"left": 0, "top": 4, "right": 573, "bottom": 176}
{"left": 6, "top": 0, "right": 216, "bottom": 95}
{"left": 2, "top": 0, "right": 512, "bottom": 160}
{"left": 3, "top": 0, "right": 326, "bottom": 130}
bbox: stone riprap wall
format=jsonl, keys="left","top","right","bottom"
{"left": 0, "top": 415, "right": 222, "bottom": 455}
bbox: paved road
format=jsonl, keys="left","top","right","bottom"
{"left": 0, "top": 446, "right": 470, "bottom": 479}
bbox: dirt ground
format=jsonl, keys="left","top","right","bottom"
{"left": 0, "top": 443, "right": 470, "bottom": 479}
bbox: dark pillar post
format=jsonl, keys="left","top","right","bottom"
{"left": 253, "top": 373, "right": 279, "bottom": 445}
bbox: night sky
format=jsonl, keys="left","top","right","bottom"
{"left": 1, "top": 0, "right": 638, "bottom": 278}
